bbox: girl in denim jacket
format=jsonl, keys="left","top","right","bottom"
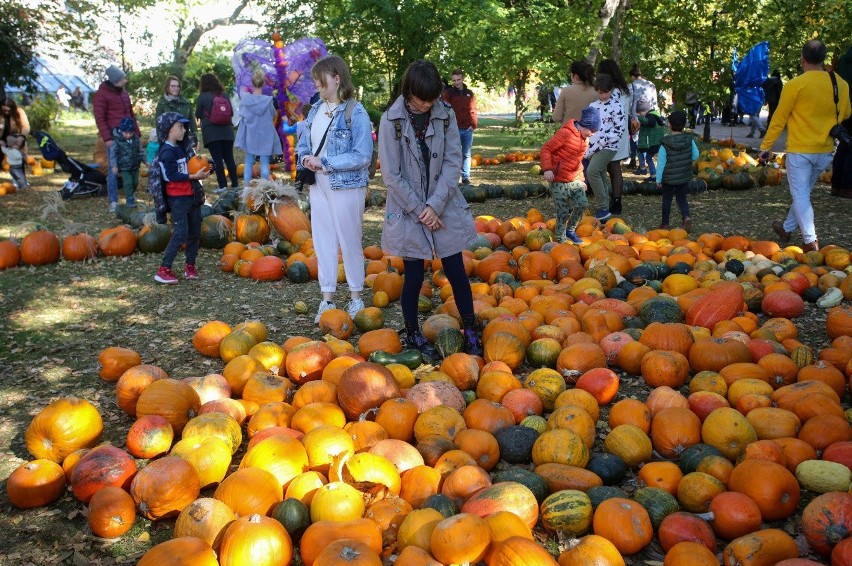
{"left": 296, "top": 55, "right": 374, "bottom": 323}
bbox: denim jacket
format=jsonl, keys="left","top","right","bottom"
{"left": 295, "top": 99, "right": 373, "bottom": 190}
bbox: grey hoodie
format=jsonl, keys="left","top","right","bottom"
{"left": 235, "top": 93, "right": 283, "bottom": 156}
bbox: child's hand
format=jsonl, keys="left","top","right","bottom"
{"left": 544, "top": 170, "right": 555, "bottom": 183}
{"left": 189, "top": 167, "right": 211, "bottom": 180}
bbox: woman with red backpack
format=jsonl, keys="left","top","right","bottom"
{"left": 195, "top": 73, "right": 238, "bottom": 192}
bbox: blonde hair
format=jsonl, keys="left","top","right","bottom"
{"left": 251, "top": 67, "right": 266, "bottom": 89}
{"left": 311, "top": 55, "right": 354, "bottom": 101}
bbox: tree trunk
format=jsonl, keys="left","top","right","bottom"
{"left": 610, "top": 0, "right": 630, "bottom": 63}
{"left": 170, "top": 0, "right": 256, "bottom": 79}
{"left": 586, "top": 0, "right": 623, "bottom": 66}
{"left": 513, "top": 69, "right": 530, "bottom": 125}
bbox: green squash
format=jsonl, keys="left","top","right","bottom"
{"left": 504, "top": 185, "right": 528, "bottom": 200}
{"left": 286, "top": 261, "right": 310, "bottom": 283}
{"left": 539, "top": 489, "right": 593, "bottom": 534}
{"left": 462, "top": 185, "right": 487, "bottom": 203}
{"left": 494, "top": 425, "right": 539, "bottom": 465}
{"left": 634, "top": 487, "right": 680, "bottom": 530}
{"left": 435, "top": 327, "right": 464, "bottom": 359}
{"left": 200, "top": 214, "right": 233, "bottom": 249}
{"left": 137, "top": 224, "right": 172, "bottom": 253}
{"left": 368, "top": 349, "right": 423, "bottom": 369}
{"left": 586, "top": 453, "right": 627, "bottom": 486}
{"left": 270, "top": 498, "right": 311, "bottom": 541}
{"left": 639, "top": 295, "right": 684, "bottom": 324}
{"left": 484, "top": 184, "right": 504, "bottom": 199}
{"left": 420, "top": 493, "right": 457, "bottom": 518}
{"left": 586, "top": 485, "right": 628, "bottom": 508}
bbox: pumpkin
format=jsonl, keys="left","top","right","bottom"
{"left": 657, "top": 511, "right": 716, "bottom": 553}
{"left": 268, "top": 198, "right": 311, "bottom": 241}
{"left": 373, "top": 260, "right": 404, "bottom": 302}
{"left": 461, "top": 481, "right": 540, "bottom": 530}
{"left": 285, "top": 340, "right": 335, "bottom": 384}
{"left": 539, "top": 489, "right": 593, "bottom": 535}
{"left": 214, "top": 467, "right": 283, "bottom": 517}
{"left": 701, "top": 407, "right": 757, "bottom": 461}
{"left": 234, "top": 213, "right": 271, "bottom": 244}
{"left": 651, "top": 407, "right": 701, "bottom": 459}
{"left": 200, "top": 214, "right": 233, "bottom": 248}
{"left": 130, "top": 455, "right": 200, "bottom": 519}
{"left": 689, "top": 336, "right": 752, "bottom": 373}
{"left": 300, "top": 518, "right": 382, "bottom": 566}
{"left": 429, "top": 513, "right": 491, "bottom": 564}
{"left": 0, "top": 239, "right": 21, "bottom": 268}
{"left": 728, "top": 458, "right": 800, "bottom": 521}
{"left": 87, "top": 486, "right": 137, "bottom": 538}
{"left": 314, "top": 538, "right": 382, "bottom": 565}
{"left": 801, "top": 492, "right": 852, "bottom": 556}
{"left": 192, "top": 321, "right": 233, "bottom": 357}
{"left": 592, "top": 498, "right": 653, "bottom": 555}
{"left": 136, "top": 537, "right": 218, "bottom": 566}
{"left": 135, "top": 378, "right": 201, "bottom": 434}
{"left": 69, "top": 445, "right": 138, "bottom": 503}
{"left": 137, "top": 224, "right": 172, "bottom": 253}
{"left": 218, "top": 513, "right": 293, "bottom": 566}
{"left": 557, "top": 534, "right": 625, "bottom": 565}
{"left": 707, "top": 491, "right": 762, "bottom": 540}
{"left": 97, "top": 225, "right": 137, "bottom": 256}
{"left": 25, "top": 396, "right": 104, "bottom": 462}
{"left": 826, "top": 305, "right": 852, "bottom": 339}
{"left": 250, "top": 255, "right": 286, "bottom": 281}
{"left": 604, "top": 425, "right": 652, "bottom": 467}
{"left": 20, "top": 229, "right": 61, "bottom": 265}
{"left": 642, "top": 350, "right": 691, "bottom": 389}
{"left": 722, "top": 529, "right": 798, "bottom": 566}
{"left": 62, "top": 232, "right": 98, "bottom": 261}
{"left": 336, "top": 362, "right": 401, "bottom": 420}
{"left": 685, "top": 281, "right": 744, "bottom": 329}
{"left": 98, "top": 346, "right": 141, "bottom": 381}
{"left": 126, "top": 414, "right": 174, "bottom": 459}
{"left": 762, "top": 290, "right": 805, "bottom": 318}
{"left": 6, "top": 459, "right": 66, "bottom": 509}
{"left": 240, "top": 433, "right": 310, "bottom": 488}
{"left": 489, "top": 535, "right": 558, "bottom": 565}
{"left": 174, "top": 497, "right": 238, "bottom": 551}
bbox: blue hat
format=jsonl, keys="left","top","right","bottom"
{"left": 156, "top": 112, "right": 190, "bottom": 143}
{"left": 118, "top": 117, "right": 136, "bottom": 133}
{"left": 578, "top": 106, "right": 601, "bottom": 131}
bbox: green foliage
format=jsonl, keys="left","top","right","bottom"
{"left": 0, "top": 2, "right": 39, "bottom": 91}
{"left": 512, "top": 120, "right": 560, "bottom": 148}
{"left": 127, "top": 41, "right": 235, "bottom": 109}
{"left": 27, "top": 97, "right": 59, "bottom": 132}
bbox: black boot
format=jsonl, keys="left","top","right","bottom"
{"left": 461, "top": 315, "right": 483, "bottom": 357}
{"left": 404, "top": 325, "right": 439, "bottom": 361}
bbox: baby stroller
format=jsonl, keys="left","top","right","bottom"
{"left": 32, "top": 131, "right": 107, "bottom": 200}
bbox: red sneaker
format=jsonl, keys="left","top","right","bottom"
{"left": 154, "top": 266, "right": 178, "bottom": 284}
{"left": 184, "top": 264, "right": 198, "bottom": 279}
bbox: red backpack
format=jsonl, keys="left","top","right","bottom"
{"left": 207, "top": 93, "right": 233, "bottom": 125}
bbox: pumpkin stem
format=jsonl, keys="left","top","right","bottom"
{"left": 359, "top": 407, "right": 379, "bottom": 421}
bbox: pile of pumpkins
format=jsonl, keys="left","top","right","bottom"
{"left": 693, "top": 147, "right": 784, "bottom": 191}
{"left": 1, "top": 155, "right": 54, "bottom": 178}
{"left": 7, "top": 207, "right": 852, "bottom": 565}
{"left": 472, "top": 151, "right": 541, "bottom": 168}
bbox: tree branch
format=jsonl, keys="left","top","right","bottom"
{"left": 172, "top": 0, "right": 256, "bottom": 73}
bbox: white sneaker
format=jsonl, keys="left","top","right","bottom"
{"left": 109, "top": 202, "right": 117, "bottom": 213}
{"left": 345, "top": 297, "right": 365, "bottom": 319}
{"left": 314, "top": 300, "right": 336, "bottom": 323}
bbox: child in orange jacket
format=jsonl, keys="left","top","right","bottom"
{"left": 540, "top": 106, "right": 600, "bottom": 244}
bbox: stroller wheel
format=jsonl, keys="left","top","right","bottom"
{"left": 60, "top": 189, "right": 72, "bottom": 201}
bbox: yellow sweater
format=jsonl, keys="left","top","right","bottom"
{"left": 761, "top": 70, "right": 851, "bottom": 154}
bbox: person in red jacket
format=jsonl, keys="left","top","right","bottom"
{"left": 441, "top": 69, "right": 477, "bottom": 184}
{"left": 540, "top": 106, "right": 600, "bottom": 244}
{"left": 92, "top": 65, "right": 140, "bottom": 212}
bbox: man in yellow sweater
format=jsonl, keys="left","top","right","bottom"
{"left": 760, "top": 39, "right": 851, "bottom": 251}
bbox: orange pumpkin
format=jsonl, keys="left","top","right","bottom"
{"left": 6, "top": 459, "right": 66, "bottom": 509}
{"left": 87, "top": 486, "right": 137, "bottom": 538}
{"left": 592, "top": 498, "right": 653, "bottom": 555}
{"left": 130, "top": 455, "right": 200, "bottom": 519}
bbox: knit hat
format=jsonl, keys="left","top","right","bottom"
{"left": 118, "top": 117, "right": 135, "bottom": 133}
{"left": 636, "top": 99, "right": 652, "bottom": 113}
{"left": 105, "top": 65, "right": 127, "bottom": 86}
{"left": 577, "top": 106, "right": 601, "bottom": 131}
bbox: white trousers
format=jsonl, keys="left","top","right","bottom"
{"left": 309, "top": 173, "right": 366, "bottom": 293}
{"left": 783, "top": 152, "right": 833, "bottom": 244}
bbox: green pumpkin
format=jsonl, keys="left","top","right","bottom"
{"left": 638, "top": 295, "right": 684, "bottom": 324}
{"left": 586, "top": 485, "right": 628, "bottom": 508}
{"left": 270, "top": 498, "right": 311, "bottom": 540}
{"left": 688, "top": 179, "right": 708, "bottom": 194}
{"left": 200, "top": 214, "right": 233, "bottom": 249}
{"left": 435, "top": 327, "right": 464, "bottom": 359}
{"left": 494, "top": 425, "right": 539, "bottom": 465}
{"left": 467, "top": 234, "right": 492, "bottom": 252}
{"left": 484, "top": 184, "right": 504, "bottom": 199}
{"left": 634, "top": 487, "right": 680, "bottom": 530}
{"left": 420, "top": 493, "right": 457, "bottom": 518}
{"left": 461, "top": 185, "right": 487, "bottom": 203}
{"left": 137, "top": 224, "right": 172, "bottom": 253}
{"left": 539, "top": 489, "right": 593, "bottom": 534}
{"left": 519, "top": 415, "right": 548, "bottom": 433}
{"left": 586, "top": 453, "right": 627, "bottom": 486}
{"left": 504, "top": 185, "right": 528, "bottom": 200}
{"left": 287, "top": 261, "right": 310, "bottom": 283}
{"left": 722, "top": 171, "right": 754, "bottom": 191}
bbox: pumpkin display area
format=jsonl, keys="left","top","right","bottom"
{"left": 1, "top": 128, "right": 852, "bottom": 564}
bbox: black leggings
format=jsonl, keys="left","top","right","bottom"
{"left": 402, "top": 252, "right": 474, "bottom": 329}
{"left": 607, "top": 160, "right": 623, "bottom": 199}
{"left": 206, "top": 139, "right": 239, "bottom": 189}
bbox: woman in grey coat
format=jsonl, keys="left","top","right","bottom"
{"left": 235, "top": 67, "right": 282, "bottom": 185}
{"left": 378, "top": 59, "right": 482, "bottom": 359}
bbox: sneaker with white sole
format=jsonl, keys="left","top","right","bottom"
{"left": 154, "top": 266, "right": 178, "bottom": 284}
{"left": 564, "top": 230, "right": 584, "bottom": 245}
{"left": 314, "top": 300, "right": 336, "bottom": 323}
{"left": 184, "top": 264, "right": 198, "bottom": 279}
{"left": 109, "top": 202, "right": 117, "bottom": 213}
{"left": 345, "top": 297, "right": 365, "bottom": 319}
{"left": 594, "top": 209, "right": 612, "bottom": 221}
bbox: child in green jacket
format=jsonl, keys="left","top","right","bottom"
{"left": 635, "top": 99, "right": 666, "bottom": 178}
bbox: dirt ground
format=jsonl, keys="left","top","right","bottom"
{"left": 0, "top": 134, "right": 850, "bottom": 563}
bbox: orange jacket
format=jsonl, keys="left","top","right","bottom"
{"left": 540, "top": 119, "right": 587, "bottom": 183}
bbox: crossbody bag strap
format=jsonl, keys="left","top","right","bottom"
{"left": 312, "top": 117, "right": 334, "bottom": 156}
{"left": 829, "top": 71, "right": 841, "bottom": 125}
